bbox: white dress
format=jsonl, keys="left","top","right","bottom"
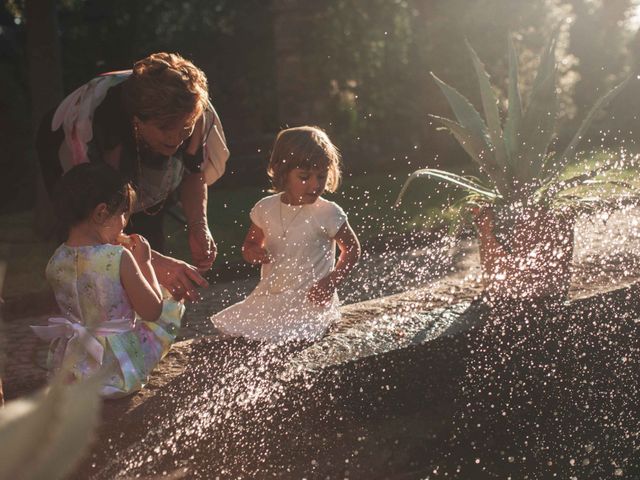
{"left": 211, "top": 193, "right": 347, "bottom": 342}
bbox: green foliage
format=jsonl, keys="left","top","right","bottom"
{"left": 0, "top": 373, "right": 102, "bottom": 480}
{"left": 53, "top": 0, "right": 278, "bottom": 134}
{"left": 304, "top": 0, "right": 422, "bottom": 159}
{"left": 397, "top": 34, "right": 633, "bottom": 213}
{"left": 566, "top": 0, "right": 637, "bottom": 138}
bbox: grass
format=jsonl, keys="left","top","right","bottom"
{"left": 1, "top": 167, "right": 459, "bottom": 300}
{"left": 553, "top": 151, "right": 640, "bottom": 210}
{"left": 6, "top": 152, "right": 636, "bottom": 301}
{"left": 0, "top": 211, "right": 58, "bottom": 300}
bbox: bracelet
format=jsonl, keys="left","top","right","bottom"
{"left": 187, "top": 220, "right": 209, "bottom": 230}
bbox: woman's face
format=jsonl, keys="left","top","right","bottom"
{"left": 136, "top": 112, "right": 198, "bottom": 156}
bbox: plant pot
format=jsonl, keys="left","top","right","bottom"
{"left": 474, "top": 206, "right": 575, "bottom": 303}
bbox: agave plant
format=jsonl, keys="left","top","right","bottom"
{"left": 396, "top": 35, "right": 631, "bottom": 216}
{"left": 397, "top": 35, "right": 632, "bottom": 301}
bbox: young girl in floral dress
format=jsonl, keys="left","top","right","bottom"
{"left": 31, "top": 163, "right": 183, "bottom": 398}
{"left": 211, "top": 126, "right": 361, "bottom": 342}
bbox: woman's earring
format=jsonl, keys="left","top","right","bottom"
{"left": 133, "top": 120, "right": 142, "bottom": 155}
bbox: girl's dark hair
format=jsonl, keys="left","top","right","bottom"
{"left": 54, "top": 162, "right": 135, "bottom": 239}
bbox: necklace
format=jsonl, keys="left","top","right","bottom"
{"left": 133, "top": 121, "right": 168, "bottom": 216}
{"left": 279, "top": 197, "right": 306, "bottom": 239}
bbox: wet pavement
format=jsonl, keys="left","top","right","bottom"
{"left": 3, "top": 206, "right": 640, "bottom": 401}
{"left": 0, "top": 229, "right": 459, "bottom": 400}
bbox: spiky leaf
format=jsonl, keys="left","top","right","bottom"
{"left": 429, "top": 114, "right": 508, "bottom": 193}
{"left": 503, "top": 36, "right": 523, "bottom": 163}
{"left": 395, "top": 168, "right": 499, "bottom": 207}
{"left": 428, "top": 115, "right": 488, "bottom": 165}
{"left": 431, "top": 72, "right": 491, "bottom": 150}
{"left": 557, "top": 76, "right": 631, "bottom": 171}
{"left": 466, "top": 40, "right": 508, "bottom": 169}
{"left": 517, "top": 36, "right": 558, "bottom": 184}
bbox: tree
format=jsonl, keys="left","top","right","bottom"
{"left": 25, "top": 0, "right": 63, "bottom": 236}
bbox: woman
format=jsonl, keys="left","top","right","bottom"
{"left": 36, "top": 52, "right": 230, "bottom": 301}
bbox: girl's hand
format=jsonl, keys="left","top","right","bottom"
{"left": 242, "top": 244, "right": 272, "bottom": 265}
{"left": 119, "top": 234, "right": 152, "bottom": 264}
{"left": 307, "top": 221, "right": 360, "bottom": 307}
{"left": 307, "top": 277, "right": 335, "bottom": 306}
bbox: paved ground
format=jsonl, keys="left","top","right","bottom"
{"left": 4, "top": 206, "right": 640, "bottom": 400}
{"left": 0, "top": 229, "right": 458, "bottom": 400}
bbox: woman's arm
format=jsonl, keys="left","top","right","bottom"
{"left": 179, "top": 171, "right": 216, "bottom": 272}
{"left": 179, "top": 115, "right": 217, "bottom": 272}
{"left": 307, "top": 221, "right": 361, "bottom": 305}
{"left": 120, "top": 249, "right": 163, "bottom": 322}
{"left": 241, "top": 222, "right": 271, "bottom": 265}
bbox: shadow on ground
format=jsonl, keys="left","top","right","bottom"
{"left": 76, "top": 284, "right": 640, "bottom": 479}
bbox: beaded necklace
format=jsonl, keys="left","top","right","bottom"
{"left": 133, "top": 121, "right": 171, "bottom": 216}
{"left": 279, "top": 196, "right": 306, "bottom": 239}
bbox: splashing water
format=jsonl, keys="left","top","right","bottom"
{"left": 84, "top": 182, "right": 640, "bottom": 478}
{"left": 93, "top": 339, "right": 315, "bottom": 478}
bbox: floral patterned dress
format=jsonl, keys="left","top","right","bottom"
{"left": 32, "top": 244, "right": 184, "bottom": 398}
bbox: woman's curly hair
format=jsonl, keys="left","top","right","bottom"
{"left": 123, "top": 52, "right": 209, "bottom": 126}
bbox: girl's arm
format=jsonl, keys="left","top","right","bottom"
{"left": 121, "top": 235, "right": 162, "bottom": 297}
{"left": 120, "top": 238, "right": 163, "bottom": 322}
{"left": 308, "top": 221, "right": 361, "bottom": 305}
{"left": 241, "top": 222, "right": 271, "bottom": 265}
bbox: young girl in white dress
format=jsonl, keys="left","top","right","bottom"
{"left": 31, "top": 163, "right": 184, "bottom": 398}
{"left": 211, "top": 126, "right": 360, "bottom": 342}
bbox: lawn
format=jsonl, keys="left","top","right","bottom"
{"left": 1, "top": 167, "right": 458, "bottom": 300}
{"left": 5, "top": 152, "right": 636, "bottom": 301}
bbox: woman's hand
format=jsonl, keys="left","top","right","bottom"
{"left": 307, "top": 276, "right": 335, "bottom": 306}
{"left": 151, "top": 252, "right": 209, "bottom": 302}
{"left": 188, "top": 221, "right": 217, "bottom": 272}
